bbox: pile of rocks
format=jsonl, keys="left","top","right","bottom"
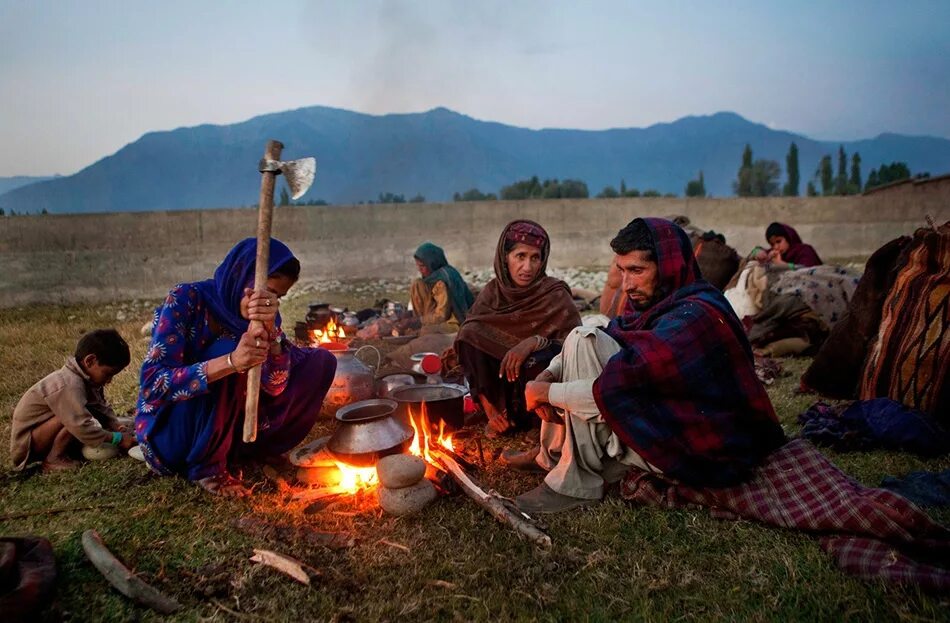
{"left": 375, "top": 454, "right": 436, "bottom": 516}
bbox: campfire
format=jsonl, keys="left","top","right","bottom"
{"left": 311, "top": 317, "right": 348, "bottom": 346}
{"left": 330, "top": 405, "right": 454, "bottom": 495}
{"left": 293, "top": 403, "right": 551, "bottom": 547}
{"left": 294, "top": 303, "right": 353, "bottom": 347}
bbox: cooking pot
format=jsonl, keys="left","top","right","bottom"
{"left": 390, "top": 384, "right": 466, "bottom": 431}
{"left": 377, "top": 374, "right": 416, "bottom": 398}
{"left": 324, "top": 346, "right": 380, "bottom": 413}
{"left": 326, "top": 399, "right": 413, "bottom": 467}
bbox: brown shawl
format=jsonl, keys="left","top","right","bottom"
{"left": 456, "top": 220, "right": 581, "bottom": 360}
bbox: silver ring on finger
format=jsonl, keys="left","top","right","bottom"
{"left": 266, "top": 299, "right": 271, "bottom": 306}
{"left": 255, "top": 339, "right": 261, "bottom": 348}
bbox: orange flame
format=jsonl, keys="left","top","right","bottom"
{"left": 311, "top": 318, "right": 347, "bottom": 344}
{"left": 407, "top": 403, "right": 454, "bottom": 460}
{"left": 333, "top": 460, "right": 378, "bottom": 493}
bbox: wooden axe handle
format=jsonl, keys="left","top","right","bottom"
{"left": 243, "top": 139, "right": 284, "bottom": 443}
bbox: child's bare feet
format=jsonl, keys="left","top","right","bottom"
{"left": 41, "top": 458, "right": 81, "bottom": 473}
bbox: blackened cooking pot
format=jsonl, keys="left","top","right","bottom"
{"left": 326, "top": 399, "right": 413, "bottom": 467}
{"left": 390, "top": 384, "right": 466, "bottom": 431}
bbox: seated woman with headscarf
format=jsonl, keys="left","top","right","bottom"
{"left": 750, "top": 222, "right": 823, "bottom": 269}
{"left": 738, "top": 222, "right": 858, "bottom": 356}
{"left": 410, "top": 242, "right": 475, "bottom": 330}
{"left": 134, "top": 238, "right": 336, "bottom": 497}
{"left": 456, "top": 220, "right": 581, "bottom": 436}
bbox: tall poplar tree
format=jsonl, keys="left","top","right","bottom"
{"left": 849, "top": 152, "right": 862, "bottom": 193}
{"left": 735, "top": 144, "right": 754, "bottom": 196}
{"left": 819, "top": 155, "right": 834, "bottom": 196}
{"left": 835, "top": 145, "right": 848, "bottom": 195}
{"left": 783, "top": 142, "right": 800, "bottom": 196}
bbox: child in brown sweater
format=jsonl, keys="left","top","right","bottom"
{"left": 10, "top": 329, "right": 137, "bottom": 472}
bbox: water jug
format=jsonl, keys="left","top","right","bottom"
{"left": 324, "top": 346, "right": 380, "bottom": 414}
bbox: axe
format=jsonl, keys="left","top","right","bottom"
{"left": 243, "top": 140, "right": 316, "bottom": 443}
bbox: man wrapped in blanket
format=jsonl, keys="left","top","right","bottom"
{"left": 512, "top": 218, "right": 786, "bottom": 513}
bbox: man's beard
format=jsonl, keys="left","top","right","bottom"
{"left": 627, "top": 289, "right": 662, "bottom": 311}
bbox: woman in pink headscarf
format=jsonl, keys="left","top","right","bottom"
{"left": 455, "top": 220, "right": 581, "bottom": 436}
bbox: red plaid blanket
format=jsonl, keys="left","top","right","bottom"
{"left": 621, "top": 439, "right": 950, "bottom": 590}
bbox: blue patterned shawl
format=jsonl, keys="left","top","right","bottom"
{"left": 194, "top": 237, "right": 296, "bottom": 336}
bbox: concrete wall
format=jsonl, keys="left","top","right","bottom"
{"left": 1, "top": 193, "right": 947, "bottom": 307}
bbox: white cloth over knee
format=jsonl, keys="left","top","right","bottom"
{"left": 538, "top": 326, "right": 658, "bottom": 499}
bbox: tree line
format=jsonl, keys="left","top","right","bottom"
{"left": 0, "top": 149, "right": 932, "bottom": 216}
{"left": 734, "top": 142, "right": 927, "bottom": 197}
{"left": 453, "top": 176, "right": 679, "bottom": 202}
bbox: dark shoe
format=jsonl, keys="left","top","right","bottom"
{"left": 499, "top": 446, "right": 546, "bottom": 473}
{"left": 515, "top": 483, "right": 598, "bottom": 514}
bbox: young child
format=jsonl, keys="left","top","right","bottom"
{"left": 10, "top": 328, "right": 137, "bottom": 472}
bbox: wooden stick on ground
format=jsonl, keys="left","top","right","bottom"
{"left": 250, "top": 548, "right": 313, "bottom": 585}
{"left": 81, "top": 529, "right": 181, "bottom": 614}
{"left": 430, "top": 449, "right": 552, "bottom": 548}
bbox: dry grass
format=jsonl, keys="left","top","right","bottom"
{"left": 1, "top": 288, "right": 949, "bottom": 622}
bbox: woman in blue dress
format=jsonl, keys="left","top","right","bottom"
{"left": 134, "top": 238, "right": 336, "bottom": 496}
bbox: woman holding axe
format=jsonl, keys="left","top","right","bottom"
{"left": 133, "top": 238, "right": 336, "bottom": 496}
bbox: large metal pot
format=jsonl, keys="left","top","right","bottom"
{"left": 323, "top": 346, "right": 380, "bottom": 413}
{"left": 326, "top": 399, "right": 413, "bottom": 467}
{"left": 390, "top": 384, "right": 466, "bottom": 431}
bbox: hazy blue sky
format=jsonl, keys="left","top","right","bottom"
{"left": 1, "top": 0, "right": 948, "bottom": 176}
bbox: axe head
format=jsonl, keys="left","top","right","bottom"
{"left": 282, "top": 157, "right": 317, "bottom": 200}
{"left": 260, "top": 157, "right": 317, "bottom": 200}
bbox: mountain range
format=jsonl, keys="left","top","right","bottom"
{"left": 0, "top": 175, "right": 58, "bottom": 196}
{"left": 2, "top": 107, "right": 949, "bottom": 214}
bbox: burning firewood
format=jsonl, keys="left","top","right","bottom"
{"left": 402, "top": 405, "right": 551, "bottom": 546}
{"left": 289, "top": 484, "right": 353, "bottom": 502}
{"left": 304, "top": 495, "right": 349, "bottom": 514}
{"left": 429, "top": 449, "right": 552, "bottom": 548}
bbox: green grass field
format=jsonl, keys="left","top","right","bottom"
{"left": 1, "top": 288, "right": 948, "bottom": 622}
